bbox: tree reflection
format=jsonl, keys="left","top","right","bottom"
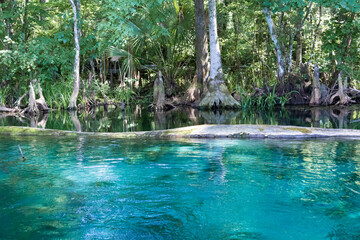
{"left": 70, "top": 111, "right": 82, "bottom": 132}
{"left": 201, "top": 110, "right": 239, "bottom": 124}
{"left": 3, "top": 106, "right": 360, "bottom": 132}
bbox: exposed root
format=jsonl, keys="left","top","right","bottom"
{"left": 329, "top": 91, "right": 354, "bottom": 105}
{"left": 329, "top": 72, "right": 355, "bottom": 105}
{"left": 183, "top": 76, "right": 202, "bottom": 105}
{"left": 199, "top": 81, "right": 239, "bottom": 109}
{"left": 22, "top": 80, "right": 50, "bottom": 116}
{"left": 149, "top": 102, "right": 175, "bottom": 112}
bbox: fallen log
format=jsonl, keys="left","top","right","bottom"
{"left": 0, "top": 107, "right": 17, "bottom": 113}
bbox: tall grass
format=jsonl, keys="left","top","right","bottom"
{"left": 0, "top": 86, "right": 10, "bottom": 106}
{"left": 236, "top": 83, "right": 297, "bottom": 110}
{"left": 43, "top": 81, "right": 72, "bottom": 110}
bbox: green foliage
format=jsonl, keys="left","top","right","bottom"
{"left": 2, "top": 0, "right": 360, "bottom": 108}
{"left": 0, "top": 85, "right": 11, "bottom": 106}
{"left": 236, "top": 82, "right": 296, "bottom": 110}
{"left": 113, "top": 84, "right": 136, "bottom": 105}
{"left": 43, "top": 80, "right": 72, "bottom": 110}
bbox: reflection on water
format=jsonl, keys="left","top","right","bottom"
{"left": 3, "top": 105, "right": 360, "bottom": 132}
{"left": 1, "top": 136, "right": 360, "bottom": 239}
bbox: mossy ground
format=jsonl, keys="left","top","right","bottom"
{"left": 282, "top": 127, "right": 312, "bottom": 134}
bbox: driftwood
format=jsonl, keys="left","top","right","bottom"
{"left": 0, "top": 92, "right": 28, "bottom": 113}
{"left": 22, "top": 79, "right": 49, "bottom": 115}
{"left": 36, "top": 82, "right": 49, "bottom": 111}
{"left": 329, "top": 72, "right": 354, "bottom": 105}
{"left": 0, "top": 106, "right": 17, "bottom": 113}
{"left": 15, "top": 92, "right": 27, "bottom": 109}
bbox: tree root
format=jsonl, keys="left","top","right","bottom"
{"left": 329, "top": 91, "right": 355, "bottom": 105}
{"left": 328, "top": 72, "right": 355, "bottom": 106}
{"left": 184, "top": 80, "right": 201, "bottom": 105}
{"left": 199, "top": 83, "right": 239, "bottom": 109}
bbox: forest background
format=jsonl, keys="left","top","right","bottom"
{"left": 1, "top": 0, "right": 360, "bottom": 113}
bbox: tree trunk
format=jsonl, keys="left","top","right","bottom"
{"left": 153, "top": 71, "right": 166, "bottom": 111}
{"left": 310, "top": 65, "right": 321, "bottom": 106}
{"left": 27, "top": 80, "right": 39, "bottom": 116}
{"left": 263, "top": 7, "right": 285, "bottom": 81}
{"left": 68, "top": 0, "right": 81, "bottom": 110}
{"left": 296, "top": 31, "right": 303, "bottom": 67}
{"left": 22, "top": 0, "right": 29, "bottom": 43}
{"left": 36, "top": 82, "right": 49, "bottom": 111}
{"left": 164, "top": 75, "right": 176, "bottom": 97}
{"left": 199, "top": 0, "right": 239, "bottom": 109}
{"left": 329, "top": 71, "right": 353, "bottom": 105}
{"left": 0, "top": 91, "right": 3, "bottom": 106}
{"left": 184, "top": 0, "right": 209, "bottom": 103}
{"left": 308, "top": 6, "right": 322, "bottom": 64}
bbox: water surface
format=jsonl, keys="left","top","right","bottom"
{"left": 2, "top": 105, "right": 360, "bottom": 132}
{"left": 1, "top": 136, "right": 360, "bottom": 239}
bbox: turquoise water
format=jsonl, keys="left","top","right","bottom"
{"left": 1, "top": 136, "right": 360, "bottom": 239}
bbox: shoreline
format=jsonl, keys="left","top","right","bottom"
{"left": 2, "top": 125, "right": 360, "bottom": 139}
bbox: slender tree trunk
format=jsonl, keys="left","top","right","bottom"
{"left": 128, "top": 44, "right": 134, "bottom": 79}
{"left": 296, "top": 31, "right": 303, "bottom": 67}
{"left": 184, "top": 0, "right": 209, "bottom": 103}
{"left": 199, "top": 0, "right": 239, "bottom": 109}
{"left": 22, "top": 0, "right": 29, "bottom": 43}
{"left": 310, "top": 65, "right": 321, "bottom": 106}
{"left": 68, "top": 0, "right": 81, "bottom": 110}
{"left": 263, "top": 7, "right": 285, "bottom": 81}
{"left": 1, "top": 0, "right": 16, "bottom": 81}
{"left": 5, "top": 0, "right": 15, "bottom": 51}
{"left": 309, "top": 6, "right": 322, "bottom": 64}
{"left": 264, "top": 5, "right": 311, "bottom": 80}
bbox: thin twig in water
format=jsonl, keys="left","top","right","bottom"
{"left": 18, "top": 144, "right": 26, "bottom": 161}
{"left": 347, "top": 187, "right": 360, "bottom": 195}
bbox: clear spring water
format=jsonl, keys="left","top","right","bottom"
{"left": 1, "top": 136, "right": 360, "bottom": 239}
